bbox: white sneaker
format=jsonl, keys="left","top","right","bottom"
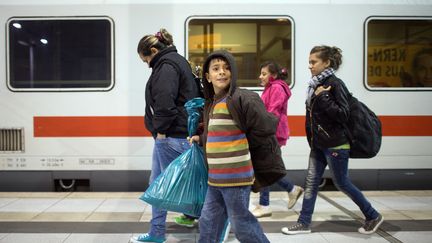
{"left": 358, "top": 214, "right": 384, "bottom": 235}
{"left": 288, "top": 186, "right": 304, "bottom": 209}
{"left": 281, "top": 223, "right": 311, "bottom": 235}
{"left": 251, "top": 205, "right": 272, "bottom": 218}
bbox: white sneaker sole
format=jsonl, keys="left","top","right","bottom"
{"left": 253, "top": 212, "right": 272, "bottom": 218}
{"left": 175, "top": 223, "right": 195, "bottom": 228}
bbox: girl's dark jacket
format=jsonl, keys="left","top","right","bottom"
{"left": 306, "top": 75, "right": 351, "bottom": 149}
{"left": 201, "top": 50, "right": 287, "bottom": 192}
{"left": 145, "top": 46, "right": 199, "bottom": 139}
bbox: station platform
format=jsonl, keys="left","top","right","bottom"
{"left": 0, "top": 190, "right": 431, "bottom": 242}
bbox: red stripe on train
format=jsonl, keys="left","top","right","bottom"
{"left": 33, "top": 115, "right": 432, "bottom": 137}
{"left": 34, "top": 116, "right": 151, "bottom": 137}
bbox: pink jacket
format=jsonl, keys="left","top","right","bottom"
{"left": 261, "top": 78, "right": 291, "bottom": 146}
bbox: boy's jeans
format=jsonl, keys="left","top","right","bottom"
{"left": 259, "top": 176, "right": 294, "bottom": 206}
{"left": 149, "top": 137, "right": 190, "bottom": 238}
{"left": 199, "top": 185, "right": 269, "bottom": 243}
{"left": 298, "top": 147, "right": 379, "bottom": 226}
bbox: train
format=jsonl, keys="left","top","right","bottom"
{"left": 1, "top": 0, "right": 432, "bottom": 192}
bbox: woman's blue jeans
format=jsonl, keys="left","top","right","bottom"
{"left": 148, "top": 137, "right": 190, "bottom": 238}
{"left": 298, "top": 147, "right": 379, "bottom": 226}
{"left": 259, "top": 177, "right": 294, "bottom": 206}
{"left": 198, "top": 185, "right": 269, "bottom": 243}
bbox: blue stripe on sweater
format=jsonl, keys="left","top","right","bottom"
{"left": 209, "top": 170, "right": 254, "bottom": 179}
{"left": 207, "top": 134, "right": 246, "bottom": 142}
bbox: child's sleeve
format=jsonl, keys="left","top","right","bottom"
{"left": 242, "top": 91, "right": 278, "bottom": 137}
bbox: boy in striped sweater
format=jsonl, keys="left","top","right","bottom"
{"left": 189, "top": 50, "right": 286, "bottom": 243}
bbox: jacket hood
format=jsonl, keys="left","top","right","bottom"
{"left": 202, "top": 50, "right": 238, "bottom": 99}
{"left": 270, "top": 78, "right": 291, "bottom": 97}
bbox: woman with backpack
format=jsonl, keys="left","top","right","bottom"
{"left": 281, "top": 45, "right": 384, "bottom": 236}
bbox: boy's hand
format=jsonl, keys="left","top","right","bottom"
{"left": 187, "top": 135, "right": 200, "bottom": 145}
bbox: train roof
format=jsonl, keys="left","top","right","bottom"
{"left": 0, "top": 0, "right": 432, "bottom": 5}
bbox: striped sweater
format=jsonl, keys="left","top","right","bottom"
{"left": 206, "top": 96, "right": 254, "bottom": 187}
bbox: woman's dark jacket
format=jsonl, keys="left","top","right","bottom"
{"left": 306, "top": 75, "right": 351, "bottom": 149}
{"left": 145, "top": 46, "right": 199, "bottom": 138}
{"left": 201, "top": 50, "right": 287, "bottom": 192}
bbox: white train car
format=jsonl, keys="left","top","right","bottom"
{"left": 0, "top": 0, "right": 431, "bottom": 191}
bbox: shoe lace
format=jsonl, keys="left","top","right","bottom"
{"left": 362, "top": 217, "right": 378, "bottom": 230}
{"left": 362, "top": 221, "right": 372, "bottom": 230}
{"left": 289, "top": 223, "right": 305, "bottom": 231}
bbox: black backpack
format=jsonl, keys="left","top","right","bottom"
{"left": 330, "top": 77, "right": 382, "bottom": 158}
{"left": 344, "top": 91, "right": 382, "bottom": 159}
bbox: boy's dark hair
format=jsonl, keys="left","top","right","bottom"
{"left": 204, "top": 56, "right": 229, "bottom": 73}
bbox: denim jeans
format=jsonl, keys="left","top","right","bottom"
{"left": 148, "top": 137, "right": 190, "bottom": 238}
{"left": 199, "top": 186, "right": 269, "bottom": 243}
{"left": 298, "top": 147, "right": 379, "bottom": 226}
{"left": 259, "top": 176, "right": 294, "bottom": 206}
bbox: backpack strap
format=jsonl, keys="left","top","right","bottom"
{"left": 327, "top": 76, "right": 355, "bottom": 142}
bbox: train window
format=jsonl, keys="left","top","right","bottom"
{"left": 6, "top": 17, "right": 114, "bottom": 91}
{"left": 186, "top": 17, "right": 293, "bottom": 89}
{"left": 365, "top": 17, "right": 432, "bottom": 90}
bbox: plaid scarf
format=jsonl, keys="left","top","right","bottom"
{"left": 306, "top": 68, "right": 335, "bottom": 107}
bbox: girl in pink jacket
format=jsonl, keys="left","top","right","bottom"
{"left": 251, "top": 61, "right": 304, "bottom": 218}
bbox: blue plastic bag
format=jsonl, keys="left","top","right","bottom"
{"left": 140, "top": 97, "right": 207, "bottom": 217}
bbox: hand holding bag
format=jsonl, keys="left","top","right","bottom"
{"left": 140, "top": 98, "right": 207, "bottom": 217}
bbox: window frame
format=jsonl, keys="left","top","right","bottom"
{"left": 6, "top": 16, "right": 115, "bottom": 92}
{"left": 185, "top": 15, "right": 295, "bottom": 91}
{"left": 364, "top": 16, "right": 432, "bottom": 91}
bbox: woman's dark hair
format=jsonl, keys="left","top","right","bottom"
{"left": 310, "top": 45, "right": 343, "bottom": 70}
{"left": 260, "top": 61, "right": 290, "bottom": 85}
{"left": 137, "top": 28, "right": 174, "bottom": 56}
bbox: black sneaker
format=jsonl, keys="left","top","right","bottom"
{"left": 281, "top": 223, "right": 311, "bottom": 235}
{"left": 358, "top": 214, "right": 384, "bottom": 234}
